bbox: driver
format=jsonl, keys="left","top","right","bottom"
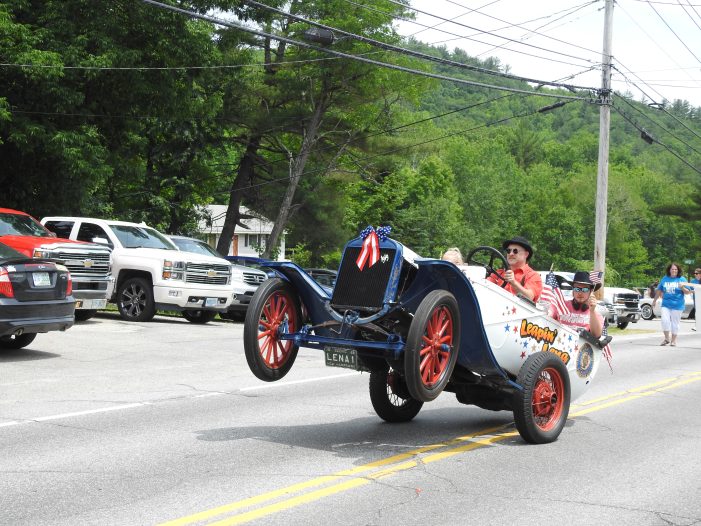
{"left": 549, "top": 271, "right": 603, "bottom": 338}
{"left": 487, "top": 236, "right": 542, "bottom": 302}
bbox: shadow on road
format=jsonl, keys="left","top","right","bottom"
{"left": 0, "top": 348, "right": 61, "bottom": 362}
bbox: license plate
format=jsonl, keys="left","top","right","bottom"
{"left": 324, "top": 346, "right": 358, "bottom": 370}
{"left": 76, "top": 299, "right": 107, "bottom": 310}
{"left": 205, "top": 297, "right": 218, "bottom": 307}
{"left": 32, "top": 272, "right": 51, "bottom": 287}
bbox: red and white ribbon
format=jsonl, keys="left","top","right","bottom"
{"left": 356, "top": 230, "right": 380, "bottom": 271}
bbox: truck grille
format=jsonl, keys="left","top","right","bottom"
{"left": 185, "top": 263, "right": 231, "bottom": 285}
{"left": 614, "top": 293, "right": 640, "bottom": 309}
{"left": 242, "top": 272, "right": 266, "bottom": 286}
{"left": 331, "top": 247, "right": 396, "bottom": 312}
{"left": 55, "top": 250, "right": 111, "bottom": 279}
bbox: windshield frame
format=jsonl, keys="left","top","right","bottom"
{"left": 110, "top": 224, "right": 177, "bottom": 250}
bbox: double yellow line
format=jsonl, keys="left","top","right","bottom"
{"left": 161, "top": 371, "right": 701, "bottom": 526}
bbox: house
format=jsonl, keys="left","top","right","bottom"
{"left": 198, "top": 204, "right": 286, "bottom": 260}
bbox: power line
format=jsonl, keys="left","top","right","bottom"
{"left": 612, "top": 105, "right": 701, "bottom": 175}
{"left": 339, "top": 0, "right": 596, "bottom": 68}
{"left": 646, "top": 0, "right": 701, "bottom": 65}
{"left": 241, "top": 0, "right": 594, "bottom": 91}
{"left": 140, "top": 0, "right": 591, "bottom": 101}
{"left": 406, "top": 0, "right": 504, "bottom": 39}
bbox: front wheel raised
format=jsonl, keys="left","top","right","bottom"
{"left": 243, "top": 278, "right": 301, "bottom": 382}
{"left": 369, "top": 367, "right": 424, "bottom": 422}
{"left": 513, "top": 351, "right": 570, "bottom": 444}
{"left": 404, "top": 290, "right": 460, "bottom": 402}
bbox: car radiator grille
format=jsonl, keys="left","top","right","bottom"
{"left": 331, "top": 247, "right": 396, "bottom": 312}
{"left": 56, "top": 251, "right": 111, "bottom": 279}
{"left": 615, "top": 293, "right": 640, "bottom": 309}
{"left": 185, "top": 263, "right": 231, "bottom": 285}
{"left": 243, "top": 272, "right": 265, "bottom": 286}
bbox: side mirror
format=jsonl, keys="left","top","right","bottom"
{"left": 92, "top": 237, "right": 110, "bottom": 245}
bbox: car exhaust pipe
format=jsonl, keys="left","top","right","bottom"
{"left": 14, "top": 328, "right": 24, "bottom": 336}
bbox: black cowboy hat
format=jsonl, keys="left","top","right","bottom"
{"left": 502, "top": 236, "right": 533, "bottom": 261}
{"left": 569, "top": 271, "right": 602, "bottom": 292}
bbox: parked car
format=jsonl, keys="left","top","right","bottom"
{"left": 602, "top": 287, "right": 642, "bottom": 329}
{"left": 224, "top": 255, "right": 277, "bottom": 277}
{"left": 639, "top": 293, "right": 694, "bottom": 320}
{"left": 42, "top": 217, "right": 235, "bottom": 324}
{"left": 0, "top": 208, "right": 112, "bottom": 321}
{"left": 169, "top": 236, "right": 267, "bottom": 321}
{"left": 304, "top": 268, "right": 338, "bottom": 288}
{"left": 0, "top": 241, "right": 75, "bottom": 349}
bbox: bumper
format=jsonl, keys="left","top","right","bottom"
{"left": 0, "top": 300, "right": 75, "bottom": 337}
{"left": 615, "top": 308, "right": 641, "bottom": 323}
{"left": 153, "top": 283, "right": 234, "bottom": 311}
{"left": 228, "top": 290, "right": 256, "bottom": 312}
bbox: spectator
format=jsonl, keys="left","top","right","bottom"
{"left": 487, "top": 236, "right": 542, "bottom": 302}
{"left": 653, "top": 262, "right": 691, "bottom": 347}
{"left": 441, "top": 247, "right": 464, "bottom": 265}
{"left": 689, "top": 268, "right": 700, "bottom": 321}
{"left": 548, "top": 271, "right": 603, "bottom": 338}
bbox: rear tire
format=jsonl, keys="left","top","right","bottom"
{"left": 243, "top": 278, "right": 301, "bottom": 382}
{"left": 182, "top": 310, "right": 217, "bottom": 324}
{"left": 404, "top": 290, "right": 460, "bottom": 402}
{"left": 513, "top": 352, "right": 570, "bottom": 444}
{"left": 617, "top": 321, "right": 629, "bottom": 330}
{"left": 369, "top": 367, "right": 423, "bottom": 423}
{"left": 0, "top": 333, "right": 38, "bottom": 350}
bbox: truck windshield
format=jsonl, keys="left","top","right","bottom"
{"left": 171, "top": 238, "right": 221, "bottom": 258}
{"left": 110, "top": 225, "right": 177, "bottom": 250}
{"left": 0, "top": 212, "right": 50, "bottom": 237}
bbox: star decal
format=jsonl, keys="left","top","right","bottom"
{"left": 568, "top": 334, "right": 573, "bottom": 342}
{"left": 522, "top": 341, "right": 528, "bottom": 349}
{"left": 520, "top": 351, "right": 526, "bottom": 359}
{"left": 504, "top": 323, "right": 510, "bottom": 332}
{"left": 512, "top": 307, "right": 517, "bottom": 314}
{"left": 531, "top": 343, "right": 537, "bottom": 352}
{"left": 574, "top": 344, "right": 579, "bottom": 352}
{"left": 513, "top": 326, "right": 518, "bottom": 333}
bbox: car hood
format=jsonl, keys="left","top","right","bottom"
{"left": 112, "top": 246, "right": 228, "bottom": 264}
{"left": 0, "top": 234, "right": 101, "bottom": 257}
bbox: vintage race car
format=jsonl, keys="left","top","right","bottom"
{"left": 242, "top": 229, "right": 612, "bottom": 444}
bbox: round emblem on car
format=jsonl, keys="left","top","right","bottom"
{"left": 576, "top": 344, "right": 594, "bottom": 378}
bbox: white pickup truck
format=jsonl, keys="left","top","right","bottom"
{"left": 41, "top": 217, "right": 234, "bottom": 323}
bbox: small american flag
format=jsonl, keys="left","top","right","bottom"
{"left": 541, "top": 271, "right": 568, "bottom": 317}
{"left": 590, "top": 270, "right": 603, "bottom": 285}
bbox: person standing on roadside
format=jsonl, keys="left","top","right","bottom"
{"left": 653, "top": 262, "right": 691, "bottom": 346}
{"left": 487, "top": 236, "right": 543, "bottom": 302}
{"left": 689, "top": 268, "right": 700, "bottom": 322}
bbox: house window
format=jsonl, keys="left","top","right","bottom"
{"left": 245, "top": 234, "right": 267, "bottom": 249}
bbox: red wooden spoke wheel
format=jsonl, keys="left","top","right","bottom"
{"left": 513, "top": 352, "right": 571, "bottom": 444}
{"left": 244, "top": 279, "right": 301, "bottom": 382}
{"left": 405, "top": 290, "right": 460, "bottom": 402}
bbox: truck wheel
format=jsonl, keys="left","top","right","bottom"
{"left": 117, "top": 277, "right": 156, "bottom": 322}
{"left": 404, "top": 290, "right": 460, "bottom": 402}
{"left": 513, "top": 351, "right": 570, "bottom": 444}
{"left": 244, "top": 278, "right": 301, "bottom": 382}
{"left": 641, "top": 304, "right": 654, "bottom": 320}
{"left": 182, "top": 310, "right": 217, "bottom": 324}
{"left": 369, "top": 367, "right": 423, "bottom": 422}
{"left": 616, "top": 321, "right": 629, "bottom": 330}
{"left": 74, "top": 310, "right": 97, "bottom": 322}
{"left": 0, "top": 333, "right": 37, "bottom": 350}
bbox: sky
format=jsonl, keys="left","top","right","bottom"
{"left": 395, "top": 0, "right": 701, "bottom": 107}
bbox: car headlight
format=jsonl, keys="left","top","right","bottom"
{"left": 163, "top": 259, "right": 185, "bottom": 280}
{"left": 33, "top": 248, "right": 54, "bottom": 259}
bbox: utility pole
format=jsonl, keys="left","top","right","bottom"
{"left": 594, "top": 0, "right": 614, "bottom": 296}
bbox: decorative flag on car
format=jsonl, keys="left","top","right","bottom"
{"left": 356, "top": 226, "right": 391, "bottom": 271}
{"left": 541, "top": 271, "right": 568, "bottom": 317}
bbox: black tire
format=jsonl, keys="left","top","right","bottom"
{"left": 513, "top": 351, "right": 570, "bottom": 444}
{"left": 117, "top": 277, "right": 156, "bottom": 322}
{"left": 0, "top": 333, "right": 38, "bottom": 350}
{"left": 404, "top": 290, "right": 460, "bottom": 402}
{"left": 640, "top": 304, "right": 654, "bottom": 321}
{"left": 182, "top": 310, "right": 217, "bottom": 324}
{"left": 369, "top": 367, "right": 423, "bottom": 422}
{"left": 74, "top": 310, "right": 97, "bottom": 322}
{"left": 617, "top": 321, "right": 629, "bottom": 330}
{"left": 243, "top": 278, "right": 301, "bottom": 382}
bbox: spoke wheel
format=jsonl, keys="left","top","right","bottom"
{"left": 641, "top": 304, "right": 654, "bottom": 320}
{"left": 244, "top": 278, "right": 301, "bottom": 382}
{"left": 369, "top": 367, "right": 423, "bottom": 422}
{"left": 404, "top": 290, "right": 460, "bottom": 402}
{"left": 513, "top": 352, "right": 570, "bottom": 444}
{"left": 117, "top": 277, "right": 155, "bottom": 322}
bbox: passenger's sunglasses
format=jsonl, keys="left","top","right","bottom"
{"left": 695, "top": 272, "right": 701, "bottom": 275}
{"left": 505, "top": 248, "right": 520, "bottom": 254}
{"left": 573, "top": 286, "right": 591, "bottom": 292}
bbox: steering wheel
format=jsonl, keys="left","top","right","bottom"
{"left": 465, "top": 246, "right": 510, "bottom": 288}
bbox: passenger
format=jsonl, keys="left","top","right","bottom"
{"left": 549, "top": 271, "right": 603, "bottom": 338}
{"left": 487, "top": 236, "right": 542, "bottom": 302}
{"left": 441, "top": 247, "right": 464, "bottom": 265}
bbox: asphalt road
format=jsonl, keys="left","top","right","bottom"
{"left": 1, "top": 313, "right": 700, "bottom": 526}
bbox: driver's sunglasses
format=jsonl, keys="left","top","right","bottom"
{"left": 505, "top": 248, "right": 520, "bottom": 254}
{"left": 573, "top": 286, "right": 591, "bottom": 293}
